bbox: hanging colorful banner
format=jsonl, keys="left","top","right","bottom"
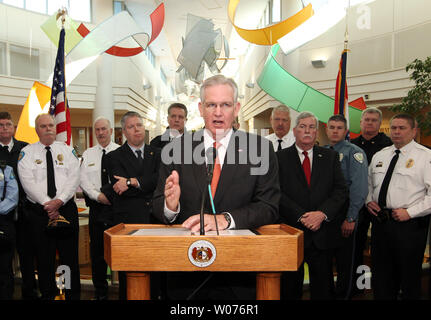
{"left": 257, "top": 44, "right": 361, "bottom": 133}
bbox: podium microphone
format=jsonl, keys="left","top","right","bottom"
{"left": 199, "top": 147, "right": 218, "bottom": 235}
{"left": 206, "top": 147, "right": 219, "bottom": 235}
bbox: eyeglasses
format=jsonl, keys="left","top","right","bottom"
{"left": 204, "top": 102, "right": 234, "bottom": 110}
{"left": 0, "top": 123, "right": 13, "bottom": 129}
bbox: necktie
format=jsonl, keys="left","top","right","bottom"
{"left": 277, "top": 139, "right": 283, "bottom": 152}
{"left": 302, "top": 151, "right": 311, "bottom": 186}
{"left": 136, "top": 149, "right": 144, "bottom": 166}
{"left": 101, "top": 149, "right": 109, "bottom": 186}
{"left": 45, "top": 146, "right": 56, "bottom": 198}
{"left": 210, "top": 142, "right": 221, "bottom": 198}
{"left": 378, "top": 149, "right": 400, "bottom": 208}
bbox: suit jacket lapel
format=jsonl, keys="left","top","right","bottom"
{"left": 213, "top": 133, "right": 237, "bottom": 204}
{"left": 310, "top": 146, "right": 322, "bottom": 187}
{"left": 122, "top": 142, "right": 141, "bottom": 172}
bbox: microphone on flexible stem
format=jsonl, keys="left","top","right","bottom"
{"left": 206, "top": 147, "right": 219, "bottom": 235}
{"left": 199, "top": 147, "right": 217, "bottom": 235}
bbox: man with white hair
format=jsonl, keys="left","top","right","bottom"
{"left": 80, "top": 117, "right": 119, "bottom": 300}
{"left": 266, "top": 105, "right": 295, "bottom": 152}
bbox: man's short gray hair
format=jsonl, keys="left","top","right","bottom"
{"left": 200, "top": 74, "right": 238, "bottom": 103}
{"left": 361, "top": 107, "right": 382, "bottom": 122}
{"left": 94, "top": 116, "right": 112, "bottom": 128}
{"left": 120, "top": 111, "right": 143, "bottom": 129}
{"left": 271, "top": 105, "right": 291, "bottom": 119}
{"left": 295, "top": 111, "right": 319, "bottom": 129}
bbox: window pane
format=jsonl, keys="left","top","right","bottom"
{"left": 271, "top": 0, "right": 281, "bottom": 23}
{"left": 48, "top": 0, "right": 69, "bottom": 15}
{"left": 113, "top": 1, "right": 123, "bottom": 14}
{"left": 3, "top": 0, "right": 24, "bottom": 8}
{"left": 10, "top": 44, "right": 40, "bottom": 79}
{"left": 26, "top": 0, "right": 47, "bottom": 14}
{"left": 69, "top": 0, "right": 91, "bottom": 22}
{"left": 0, "top": 42, "right": 6, "bottom": 75}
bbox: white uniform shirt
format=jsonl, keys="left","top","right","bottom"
{"left": 80, "top": 141, "right": 120, "bottom": 202}
{"left": 18, "top": 141, "right": 80, "bottom": 205}
{"left": 367, "top": 140, "right": 431, "bottom": 218}
{"left": 0, "top": 139, "right": 14, "bottom": 152}
{"left": 265, "top": 131, "right": 295, "bottom": 152}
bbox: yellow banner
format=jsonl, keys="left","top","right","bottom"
{"left": 228, "top": 0, "right": 313, "bottom": 45}
{"left": 15, "top": 82, "right": 51, "bottom": 144}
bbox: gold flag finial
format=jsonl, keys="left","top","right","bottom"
{"left": 56, "top": 8, "right": 67, "bottom": 27}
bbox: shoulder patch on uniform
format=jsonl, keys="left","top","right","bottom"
{"left": 354, "top": 152, "right": 364, "bottom": 164}
{"left": 72, "top": 149, "right": 78, "bottom": 159}
{"left": 18, "top": 151, "right": 25, "bottom": 162}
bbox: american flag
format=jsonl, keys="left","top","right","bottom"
{"left": 334, "top": 48, "right": 350, "bottom": 141}
{"left": 50, "top": 27, "right": 71, "bottom": 145}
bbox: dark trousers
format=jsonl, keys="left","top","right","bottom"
{"left": 331, "top": 230, "right": 356, "bottom": 300}
{"left": 15, "top": 207, "right": 39, "bottom": 299}
{"left": 371, "top": 216, "right": 429, "bottom": 300}
{"left": 353, "top": 208, "right": 372, "bottom": 289}
{"left": 88, "top": 203, "right": 112, "bottom": 299}
{"left": 24, "top": 200, "right": 81, "bottom": 300}
{"left": 282, "top": 243, "right": 334, "bottom": 300}
{"left": 0, "top": 215, "right": 15, "bottom": 300}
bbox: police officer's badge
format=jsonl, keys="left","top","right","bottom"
{"left": 354, "top": 153, "right": 364, "bottom": 164}
{"left": 339, "top": 153, "right": 344, "bottom": 162}
{"left": 57, "top": 154, "right": 64, "bottom": 162}
{"left": 35, "top": 159, "right": 42, "bottom": 164}
{"left": 0, "top": 172, "right": 3, "bottom": 181}
{"left": 406, "top": 159, "right": 414, "bottom": 168}
{"left": 376, "top": 161, "right": 383, "bottom": 168}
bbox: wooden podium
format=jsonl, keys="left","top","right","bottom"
{"left": 104, "top": 223, "right": 303, "bottom": 300}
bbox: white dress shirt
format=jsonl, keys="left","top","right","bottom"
{"left": 80, "top": 141, "right": 120, "bottom": 202}
{"left": 266, "top": 131, "right": 295, "bottom": 151}
{"left": 0, "top": 139, "right": 14, "bottom": 152}
{"left": 367, "top": 140, "right": 431, "bottom": 218}
{"left": 18, "top": 141, "right": 80, "bottom": 205}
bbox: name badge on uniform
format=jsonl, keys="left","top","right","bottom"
{"left": 339, "top": 153, "right": 344, "bottom": 162}
{"left": 35, "top": 159, "right": 42, "bottom": 164}
{"left": 376, "top": 161, "right": 383, "bottom": 168}
{"left": 406, "top": 159, "right": 414, "bottom": 168}
{"left": 88, "top": 163, "right": 95, "bottom": 167}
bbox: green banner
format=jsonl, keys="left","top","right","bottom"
{"left": 257, "top": 44, "right": 361, "bottom": 133}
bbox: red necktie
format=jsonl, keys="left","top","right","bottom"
{"left": 210, "top": 142, "right": 221, "bottom": 198}
{"left": 302, "top": 150, "right": 311, "bottom": 186}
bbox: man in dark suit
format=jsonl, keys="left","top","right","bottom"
{"left": 0, "top": 112, "right": 38, "bottom": 299}
{"left": 150, "top": 103, "right": 188, "bottom": 150}
{"left": 153, "top": 74, "right": 280, "bottom": 299}
{"left": 277, "top": 111, "right": 348, "bottom": 300}
{"left": 106, "top": 111, "right": 160, "bottom": 299}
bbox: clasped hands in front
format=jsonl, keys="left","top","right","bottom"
{"left": 165, "top": 170, "right": 229, "bottom": 232}
{"left": 43, "top": 199, "right": 64, "bottom": 220}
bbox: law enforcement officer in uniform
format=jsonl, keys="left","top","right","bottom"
{"left": 265, "top": 105, "right": 296, "bottom": 152}
{"left": 0, "top": 162, "right": 18, "bottom": 300}
{"left": 80, "top": 117, "right": 119, "bottom": 300}
{"left": 350, "top": 107, "right": 392, "bottom": 293}
{"left": 325, "top": 115, "right": 368, "bottom": 299}
{"left": 18, "top": 114, "right": 81, "bottom": 300}
{"left": 366, "top": 113, "right": 431, "bottom": 300}
{"left": 0, "top": 112, "right": 38, "bottom": 299}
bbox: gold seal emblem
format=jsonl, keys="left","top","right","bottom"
{"left": 57, "top": 154, "right": 64, "bottom": 162}
{"left": 406, "top": 159, "right": 414, "bottom": 168}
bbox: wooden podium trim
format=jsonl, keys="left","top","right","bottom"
{"left": 105, "top": 223, "right": 303, "bottom": 272}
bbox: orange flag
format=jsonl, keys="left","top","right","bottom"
{"left": 15, "top": 81, "right": 51, "bottom": 144}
